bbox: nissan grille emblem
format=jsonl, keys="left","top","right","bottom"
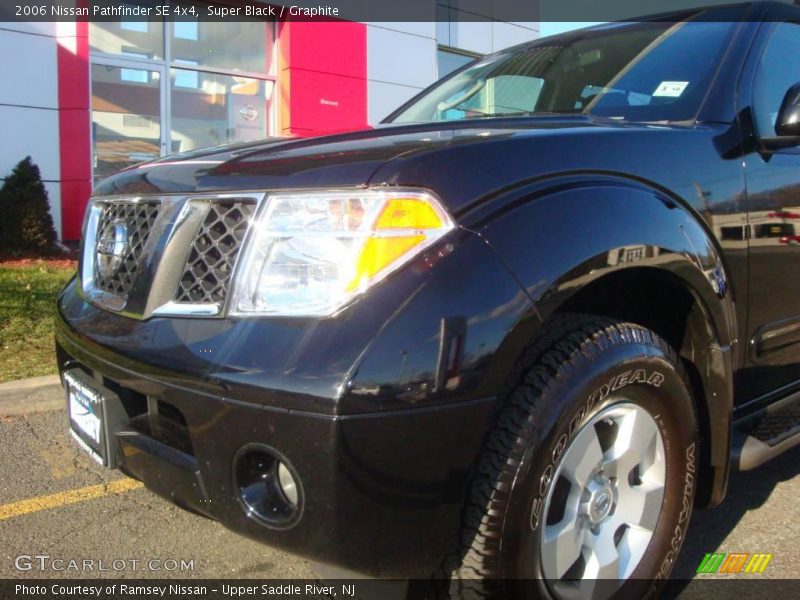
{"left": 96, "top": 219, "right": 129, "bottom": 277}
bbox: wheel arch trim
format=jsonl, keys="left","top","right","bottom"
{"left": 475, "top": 180, "right": 737, "bottom": 506}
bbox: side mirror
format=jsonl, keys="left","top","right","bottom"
{"left": 761, "top": 83, "right": 800, "bottom": 151}
{"left": 776, "top": 82, "right": 800, "bottom": 137}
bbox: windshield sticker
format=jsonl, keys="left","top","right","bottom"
{"left": 653, "top": 81, "right": 689, "bottom": 98}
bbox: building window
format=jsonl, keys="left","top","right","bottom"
{"left": 91, "top": 63, "right": 161, "bottom": 182}
{"left": 90, "top": 21, "right": 164, "bottom": 59}
{"left": 170, "top": 72, "right": 274, "bottom": 154}
{"left": 173, "top": 59, "right": 199, "bottom": 88}
{"left": 119, "top": 68, "right": 150, "bottom": 84}
{"left": 170, "top": 20, "right": 274, "bottom": 74}
{"left": 120, "top": 21, "right": 148, "bottom": 34}
{"left": 89, "top": 5, "right": 276, "bottom": 183}
{"left": 437, "top": 47, "right": 479, "bottom": 79}
{"left": 173, "top": 21, "right": 198, "bottom": 41}
{"left": 120, "top": 51, "right": 152, "bottom": 83}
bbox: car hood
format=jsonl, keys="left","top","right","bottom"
{"left": 94, "top": 116, "right": 686, "bottom": 215}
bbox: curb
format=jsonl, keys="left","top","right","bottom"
{"left": 0, "top": 374, "right": 63, "bottom": 417}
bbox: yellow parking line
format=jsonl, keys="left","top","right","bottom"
{"left": 0, "top": 479, "right": 143, "bottom": 521}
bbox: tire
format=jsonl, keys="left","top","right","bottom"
{"left": 446, "top": 314, "right": 699, "bottom": 600}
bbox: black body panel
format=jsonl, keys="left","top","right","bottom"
{"left": 56, "top": 313, "right": 497, "bottom": 576}
{"left": 56, "top": 3, "right": 800, "bottom": 577}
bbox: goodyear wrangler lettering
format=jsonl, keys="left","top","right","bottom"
{"left": 645, "top": 442, "right": 697, "bottom": 599}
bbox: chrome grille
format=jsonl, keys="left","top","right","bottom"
{"left": 93, "top": 201, "right": 159, "bottom": 298}
{"left": 174, "top": 200, "right": 256, "bottom": 304}
{"left": 81, "top": 193, "right": 264, "bottom": 318}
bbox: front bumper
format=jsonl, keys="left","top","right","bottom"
{"left": 54, "top": 224, "right": 539, "bottom": 577}
{"left": 55, "top": 289, "right": 498, "bottom": 577}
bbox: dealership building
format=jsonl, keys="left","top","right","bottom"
{"left": 0, "top": 2, "right": 538, "bottom": 240}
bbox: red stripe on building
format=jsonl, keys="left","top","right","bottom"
{"left": 56, "top": 18, "right": 92, "bottom": 241}
{"left": 278, "top": 20, "right": 368, "bottom": 137}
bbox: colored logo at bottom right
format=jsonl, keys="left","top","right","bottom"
{"left": 696, "top": 552, "right": 773, "bottom": 574}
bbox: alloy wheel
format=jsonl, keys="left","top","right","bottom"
{"left": 540, "top": 402, "right": 666, "bottom": 599}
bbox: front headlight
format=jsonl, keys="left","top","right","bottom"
{"left": 229, "top": 189, "right": 454, "bottom": 317}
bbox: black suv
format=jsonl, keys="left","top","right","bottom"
{"left": 56, "top": 3, "right": 800, "bottom": 598}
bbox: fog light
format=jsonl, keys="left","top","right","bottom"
{"left": 233, "top": 445, "right": 302, "bottom": 528}
{"left": 277, "top": 461, "right": 299, "bottom": 506}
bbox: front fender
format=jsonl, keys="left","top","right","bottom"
{"left": 466, "top": 178, "right": 735, "bottom": 342}
{"left": 467, "top": 177, "right": 737, "bottom": 506}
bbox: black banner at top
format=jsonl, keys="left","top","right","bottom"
{"left": 0, "top": 0, "right": 797, "bottom": 23}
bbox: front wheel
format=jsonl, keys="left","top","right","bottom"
{"left": 447, "top": 315, "right": 699, "bottom": 600}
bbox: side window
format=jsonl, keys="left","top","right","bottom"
{"left": 486, "top": 75, "right": 544, "bottom": 115}
{"left": 440, "top": 74, "right": 543, "bottom": 120}
{"left": 753, "top": 22, "right": 800, "bottom": 137}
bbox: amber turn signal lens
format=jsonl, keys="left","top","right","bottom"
{"left": 347, "top": 197, "right": 448, "bottom": 292}
{"left": 374, "top": 198, "right": 445, "bottom": 229}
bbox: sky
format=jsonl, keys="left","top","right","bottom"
{"left": 540, "top": 22, "right": 603, "bottom": 37}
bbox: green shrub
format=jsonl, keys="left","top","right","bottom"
{"left": 0, "top": 156, "right": 57, "bottom": 254}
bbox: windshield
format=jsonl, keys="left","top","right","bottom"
{"left": 389, "top": 20, "right": 736, "bottom": 124}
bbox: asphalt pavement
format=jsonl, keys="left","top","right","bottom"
{"left": 0, "top": 393, "right": 798, "bottom": 591}
{"left": 0, "top": 408, "right": 313, "bottom": 580}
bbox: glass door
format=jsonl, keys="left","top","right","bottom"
{"left": 89, "top": 13, "right": 277, "bottom": 184}
{"left": 90, "top": 59, "right": 166, "bottom": 184}
{"left": 170, "top": 69, "right": 274, "bottom": 154}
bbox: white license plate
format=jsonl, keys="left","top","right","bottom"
{"left": 69, "top": 387, "right": 100, "bottom": 443}
{"left": 65, "top": 372, "right": 105, "bottom": 464}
